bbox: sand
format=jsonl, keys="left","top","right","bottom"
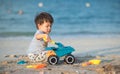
{"left": 0, "top": 36, "right": 120, "bottom": 74}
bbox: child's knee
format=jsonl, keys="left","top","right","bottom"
{"left": 36, "top": 53, "right": 46, "bottom": 62}
{"left": 28, "top": 53, "right": 37, "bottom": 62}
{"left": 28, "top": 52, "right": 47, "bottom": 62}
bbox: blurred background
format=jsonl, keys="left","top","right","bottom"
{"left": 0, "top": 0, "right": 120, "bottom": 38}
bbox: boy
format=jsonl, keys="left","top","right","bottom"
{"left": 27, "top": 12, "right": 54, "bottom": 62}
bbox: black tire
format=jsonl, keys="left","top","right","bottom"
{"left": 64, "top": 54, "right": 75, "bottom": 64}
{"left": 47, "top": 55, "right": 59, "bottom": 65}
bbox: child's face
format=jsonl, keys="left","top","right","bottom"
{"left": 38, "top": 21, "right": 52, "bottom": 34}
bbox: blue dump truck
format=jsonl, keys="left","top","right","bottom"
{"left": 46, "top": 42, "right": 75, "bottom": 65}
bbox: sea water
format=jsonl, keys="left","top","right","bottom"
{"left": 0, "top": 0, "right": 120, "bottom": 38}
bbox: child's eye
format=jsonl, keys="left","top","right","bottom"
{"left": 46, "top": 26, "right": 50, "bottom": 28}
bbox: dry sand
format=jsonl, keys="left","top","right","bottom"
{"left": 0, "top": 36, "right": 120, "bottom": 74}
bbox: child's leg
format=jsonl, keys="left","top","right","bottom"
{"left": 28, "top": 53, "right": 37, "bottom": 62}
{"left": 36, "top": 51, "right": 47, "bottom": 62}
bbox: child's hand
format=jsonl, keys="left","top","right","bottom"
{"left": 43, "top": 34, "right": 51, "bottom": 42}
{"left": 36, "top": 34, "right": 51, "bottom": 42}
{"left": 43, "top": 35, "right": 55, "bottom": 44}
{"left": 36, "top": 34, "right": 54, "bottom": 43}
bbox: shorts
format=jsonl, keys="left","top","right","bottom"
{"left": 28, "top": 51, "right": 47, "bottom": 62}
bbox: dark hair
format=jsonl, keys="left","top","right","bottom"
{"left": 34, "top": 12, "right": 54, "bottom": 29}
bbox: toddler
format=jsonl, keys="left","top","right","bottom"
{"left": 27, "top": 12, "right": 54, "bottom": 62}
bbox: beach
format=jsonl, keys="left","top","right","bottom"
{"left": 0, "top": 36, "right": 120, "bottom": 74}
{"left": 0, "top": 0, "right": 120, "bottom": 73}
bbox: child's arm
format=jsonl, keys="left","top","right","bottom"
{"left": 36, "top": 34, "right": 51, "bottom": 42}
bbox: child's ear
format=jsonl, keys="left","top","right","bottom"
{"left": 38, "top": 24, "right": 40, "bottom": 26}
{"left": 38, "top": 24, "right": 41, "bottom": 29}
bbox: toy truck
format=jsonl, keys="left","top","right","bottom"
{"left": 45, "top": 42, "right": 75, "bottom": 65}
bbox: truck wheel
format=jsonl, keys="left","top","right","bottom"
{"left": 64, "top": 54, "right": 75, "bottom": 64}
{"left": 47, "top": 55, "right": 59, "bottom": 65}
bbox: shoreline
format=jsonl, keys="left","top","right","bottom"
{"left": 1, "top": 34, "right": 120, "bottom": 39}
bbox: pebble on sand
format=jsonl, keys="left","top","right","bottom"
{"left": 5, "top": 54, "right": 17, "bottom": 58}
